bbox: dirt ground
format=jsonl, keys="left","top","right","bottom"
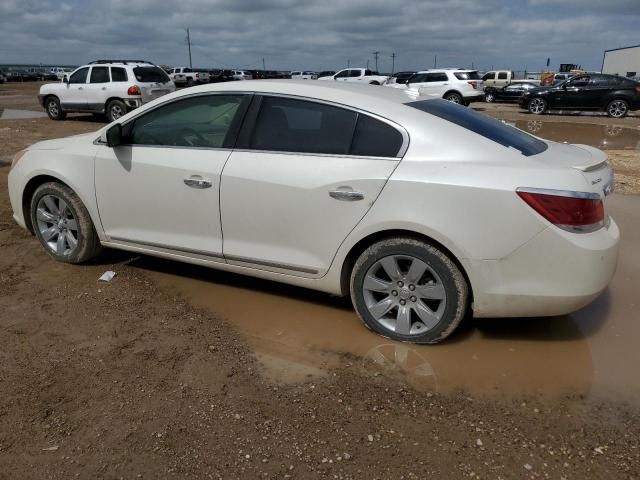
{"left": 1, "top": 82, "right": 639, "bottom": 479}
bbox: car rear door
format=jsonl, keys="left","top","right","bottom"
{"left": 84, "top": 66, "right": 110, "bottom": 111}
{"left": 94, "top": 93, "right": 251, "bottom": 257}
{"left": 418, "top": 72, "right": 450, "bottom": 98}
{"left": 219, "top": 95, "right": 405, "bottom": 277}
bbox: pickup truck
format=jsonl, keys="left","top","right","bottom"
{"left": 317, "top": 68, "right": 388, "bottom": 85}
{"left": 481, "top": 70, "right": 514, "bottom": 88}
{"left": 169, "top": 67, "right": 210, "bottom": 86}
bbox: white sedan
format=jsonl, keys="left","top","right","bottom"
{"left": 7, "top": 81, "right": 619, "bottom": 344}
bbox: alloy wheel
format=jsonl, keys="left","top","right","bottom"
{"left": 608, "top": 100, "right": 627, "bottom": 118}
{"left": 529, "top": 98, "right": 546, "bottom": 114}
{"left": 36, "top": 194, "right": 79, "bottom": 256}
{"left": 362, "top": 255, "right": 446, "bottom": 336}
{"left": 110, "top": 104, "right": 124, "bottom": 120}
{"left": 47, "top": 101, "right": 58, "bottom": 117}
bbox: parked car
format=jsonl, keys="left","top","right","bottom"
{"left": 291, "top": 71, "right": 318, "bottom": 80}
{"left": 316, "top": 70, "right": 336, "bottom": 79}
{"left": 541, "top": 72, "right": 577, "bottom": 86}
{"left": 520, "top": 73, "right": 640, "bottom": 118}
{"left": 38, "top": 60, "right": 175, "bottom": 122}
{"left": 317, "top": 68, "right": 388, "bottom": 85}
{"left": 232, "top": 70, "right": 252, "bottom": 81}
{"left": 0, "top": 71, "right": 6, "bottom": 83}
{"left": 168, "top": 67, "right": 208, "bottom": 86}
{"left": 209, "top": 69, "right": 236, "bottom": 83}
{"left": 6, "top": 70, "right": 39, "bottom": 82}
{"left": 387, "top": 69, "right": 484, "bottom": 105}
{"left": 481, "top": 70, "right": 514, "bottom": 88}
{"left": 484, "top": 82, "right": 539, "bottom": 103}
{"left": 385, "top": 71, "right": 416, "bottom": 85}
{"left": 8, "top": 81, "right": 618, "bottom": 344}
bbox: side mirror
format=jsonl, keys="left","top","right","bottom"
{"left": 106, "top": 124, "right": 122, "bottom": 148}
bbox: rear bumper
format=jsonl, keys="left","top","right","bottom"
{"left": 468, "top": 218, "right": 619, "bottom": 317}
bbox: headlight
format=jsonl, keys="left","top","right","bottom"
{"left": 11, "top": 150, "right": 26, "bottom": 170}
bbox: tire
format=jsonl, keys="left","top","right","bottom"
{"left": 106, "top": 99, "right": 126, "bottom": 123}
{"left": 45, "top": 96, "right": 66, "bottom": 120}
{"left": 528, "top": 97, "right": 547, "bottom": 115}
{"left": 187, "top": 78, "right": 194, "bottom": 87}
{"left": 444, "top": 92, "right": 463, "bottom": 104}
{"left": 485, "top": 92, "right": 495, "bottom": 103}
{"left": 30, "top": 182, "right": 102, "bottom": 264}
{"left": 606, "top": 99, "right": 628, "bottom": 118}
{"left": 350, "top": 238, "right": 469, "bottom": 344}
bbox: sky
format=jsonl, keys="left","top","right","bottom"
{"left": 0, "top": 0, "right": 638, "bottom": 72}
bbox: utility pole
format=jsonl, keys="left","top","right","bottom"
{"left": 372, "top": 51, "right": 380, "bottom": 71}
{"left": 434, "top": 55, "right": 437, "bottom": 69}
{"left": 366, "top": 59, "right": 369, "bottom": 69}
{"left": 347, "top": 59, "right": 350, "bottom": 68}
{"left": 391, "top": 52, "right": 396, "bottom": 74}
{"left": 262, "top": 57, "right": 266, "bottom": 70}
{"left": 186, "top": 28, "right": 193, "bottom": 68}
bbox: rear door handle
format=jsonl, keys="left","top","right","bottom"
{"left": 329, "top": 189, "right": 364, "bottom": 201}
{"left": 184, "top": 175, "right": 212, "bottom": 189}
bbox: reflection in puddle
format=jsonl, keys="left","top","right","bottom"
{"left": 515, "top": 120, "right": 640, "bottom": 150}
{"left": 0, "top": 108, "right": 48, "bottom": 120}
{"left": 132, "top": 195, "right": 639, "bottom": 405}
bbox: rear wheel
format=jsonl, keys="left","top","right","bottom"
{"left": 606, "top": 99, "right": 628, "bottom": 118}
{"left": 350, "top": 238, "right": 468, "bottom": 344}
{"left": 30, "top": 182, "right": 102, "bottom": 264}
{"left": 45, "top": 96, "right": 66, "bottom": 120}
{"left": 187, "top": 78, "right": 194, "bottom": 87}
{"left": 528, "top": 97, "right": 547, "bottom": 115}
{"left": 444, "top": 92, "right": 463, "bottom": 104}
{"left": 106, "top": 99, "right": 126, "bottom": 122}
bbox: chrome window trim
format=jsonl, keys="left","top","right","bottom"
{"left": 516, "top": 187, "right": 601, "bottom": 200}
{"left": 231, "top": 148, "right": 400, "bottom": 162}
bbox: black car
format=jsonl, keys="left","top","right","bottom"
{"left": 484, "top": 83, "right": 539, "bottom": 103}
{"left": 209, "top": 69, "right": 237, "bottom": 83}
{"left": 387, "top": 71, "right": 416, "bottom": 85}
{"left": 520, "top": 73, "right": 640, "bottom": 118}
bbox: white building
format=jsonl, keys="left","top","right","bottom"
{"left": 602, "top": 45, "right": 640, "bottom": 78}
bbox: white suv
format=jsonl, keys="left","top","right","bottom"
{"left": 386, "top": 69, "right": 485, "bottom": 105}
{"left": 291, "top": 71, "right": 318, "bottom": 80}
{"left": 38, "top": 60, "right": 176, "bottom": 122}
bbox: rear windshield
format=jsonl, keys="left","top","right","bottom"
{"left": 454, "top": 71, "right": 481, "bottom": 80}
{"left": 407, "top": 99, "right": 548, "bottom": 156}
{"left": 133, "top": 66, "right": 170, "bottom": 83}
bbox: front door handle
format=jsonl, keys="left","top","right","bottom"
{"left": 329, "top": 189, "right": 364, "bottom": 201}
{"left": 184, "top": 175, "right": 212, "bottom": 189}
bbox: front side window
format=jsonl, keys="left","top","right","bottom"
{"left": 69, "top": 67, "right": 89, "bottom": 84}
{"left": 250, "top": 97, "right": 357, "bottom": 154}
{"left": 129, "top": 95, "right": 246, "bottom": 148}
{"left": 407, "top": 99, "right": 548, "bottom": 156}
{"left": 482, "top": 72, "right": 495, "bottom": 81}
{"left": 111, "top": 67, "right": 128, "bottom": 82}
{"left": 334, "top": 70, "right": 349, "bottom": 78}
{"left": 90, "top": 67, "right": 109, "bottom": 83}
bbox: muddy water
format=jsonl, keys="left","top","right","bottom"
{"left": 514, "top": 120, "right": 640, "bottom": 150}
{"left": 136, "top": 195, "right": 640, "bottom": 405}
{"left": 0, "top": 108, "right": 47, "bottom": 120}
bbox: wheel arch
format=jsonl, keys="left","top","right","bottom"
{"left": 42, "top": 94, "right": 61, "bottom": 109}
{"left": 22, "top": 174, "right": 72, "bottom": 234}
{"left": 442, "top": 89, "right": 463, "bottom": 100}
{"left": 104, "top": 97, "right": 125, "bottom": 112}
{"left": 339, "top": 229, "right": 474, "bottom": 302}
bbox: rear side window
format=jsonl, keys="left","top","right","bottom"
{"left": 426, "top": 73, "right": 448, "bottom": 82}
{"left": 90, "top": 67, "right": 109, "bottom": 83}
{"left": 250, "top": 97, "right": 356, "bottom": 154}
{"left": 349, "top": 69, "right": 362, "bottom": 78}
{"left": 350, "top": 115, "right": 403, "bottom": 157}
{"left": 454, "top": 71, "right": 481, "bottom": 80}
{"left": 111, "top": 67, "right": 128, "bottom": 82}
{"left": 498, "top": 72, "right": 508, "bottom": 80}
{"left": 133, "top": 66, "right": 170, "bottom": 83}
{"left": 407, "top": 99, "right": 548, "bottom": 156}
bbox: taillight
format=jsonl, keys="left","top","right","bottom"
{"left": 468, "top": 81, "right": 477, "bottom": 89}
{"left": 635, "top": 86, "right": 640, "bottom": 93}
{"left": 516, "top": 188, "right": 605, "bottom": 233}
{"left": 127, "top": 85, "right": 141, "bottom": 96}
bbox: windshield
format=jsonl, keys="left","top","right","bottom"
{"left": 406, "top": 99, "right": 548, "bottom": 156}
{"left": 133, "top": 66, "right": 171, "bottom": 83}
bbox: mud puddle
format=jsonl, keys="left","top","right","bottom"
{"left": 0, "top": 108, "right": 47, "bottom": 120}
{"left": 515, "top": 120, "right": 640, "bottom": 150}
{"left": 133, "top": 195, "right": 640, "bottom": 405}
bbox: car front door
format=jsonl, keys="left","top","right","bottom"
{"left": 84, "top": 66, "right": 110, "bottom": 111}
{"left": 553, "top": 75, "right": 592, "bottom": 109}
{"left": 334, "top": 69, "right": 349, "bottom": 81}
{"left": 220, "top": 95, "right": 405, "bottom": 276}
{"left": 62, "top": 67, "right": 89, "bottom": 110}
{"left": 94, "top": 93, "right": 251, "bottom": 257}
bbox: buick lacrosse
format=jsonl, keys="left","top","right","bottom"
{"left": 8, "top": 81, "right": 619, "bottom": 343}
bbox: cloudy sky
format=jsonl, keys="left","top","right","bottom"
{"left": 0, "top": 0, "right": 638, "bottom": 72}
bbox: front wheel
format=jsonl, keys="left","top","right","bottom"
{"left": 528, "top": 97, "right": 547, "bottom": 114}
{"left": 350, "top": 238, "right": 469, "bottom": 344}
{"left": 485, "top": 92, "right": 495, "bottom": 103}
{"left": 45, "top": 96, "right": 66, "bottom": 120}
{"left": 30, "top": 182, "right": 102, "bottom": 264}
{"left": 444, "top": 92, "right": 463, "bottom": 104}
{"left": 606, "top": 99, "right": 628, "bottom": 118}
